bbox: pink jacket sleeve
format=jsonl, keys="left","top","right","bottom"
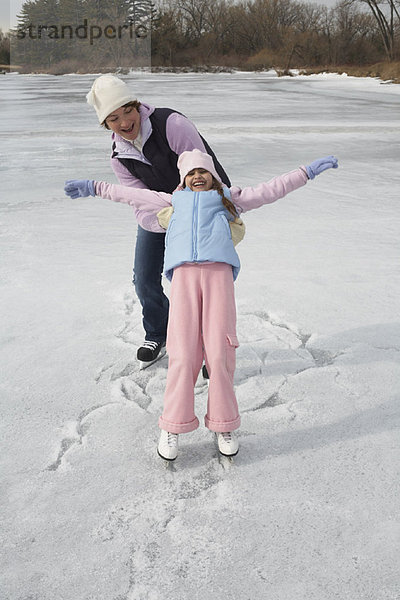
{"left": 165, "top": 113, "right": 207, "bottom": 154}
{"left": 230, "top": 167, "right": 308, "bottom": 213}
{"left": 95, "top": 182, "right": 172, "bottom": 233}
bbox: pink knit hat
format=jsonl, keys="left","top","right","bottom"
{"left": 177, "top": 149, "right": 222, "bottom": 189}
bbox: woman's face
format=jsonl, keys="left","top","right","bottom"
{"left": 105, "top": 104, "right": 141, "bottom": 141}
{"left": 185, "top": 168, "right": 213, "bottom": 191}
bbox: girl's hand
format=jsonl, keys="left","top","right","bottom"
{"left": 64, "top": 180, "right": 96, "bottom": 199}
{"left": 306, "top": 156, "right": 338, "bottom": 180}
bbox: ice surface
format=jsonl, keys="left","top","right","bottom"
{"left": 1, "top": 70, "right": 400, "bottom": 599}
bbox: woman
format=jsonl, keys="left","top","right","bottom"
{"left": 86, "top": 74, "right": 231, "bottom": 367}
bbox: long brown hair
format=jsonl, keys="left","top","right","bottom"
{"left": 212, "top": 177, "right": 238, "bottom": 217}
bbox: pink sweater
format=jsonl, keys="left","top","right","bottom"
{"left": 95, "top": 168, "right": 309, "bottom": 233}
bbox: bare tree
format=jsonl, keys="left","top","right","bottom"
{"left": 175, "top": 0, "right": 212, "bottom": 39}
{"left": 201, "top": 0, "right": 236, "bottom": 59}
{"left": 345, "top": 0, "right": 400, "bottom": 60}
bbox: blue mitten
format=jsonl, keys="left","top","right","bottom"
{"left": 64, "top": 179, "right": 96, "bottom": 199}
{"left": 306, "top": 156, "right": 338, "bottom": 180}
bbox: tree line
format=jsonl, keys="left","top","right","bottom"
{"left": 153, "top": 0, "right": 399, "bottom": 67}
{"left": 4, "top": 0, "right": 400, "bottom": 72}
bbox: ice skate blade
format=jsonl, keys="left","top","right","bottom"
{"left": 218, "top": 454, "right": 234, "bottom": 469}
{"left": 219, "top": 449, "right": 239, "bottom": 458}
{"left": 157, "top": 449, "right": 177, "bottom": 462}
{"left": 139, "top": 348, "right": 166, "bottom": 370}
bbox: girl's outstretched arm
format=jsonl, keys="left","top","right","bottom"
{"left": 64, "top": 179, "right": 172, "bottom": 232}
{"left": 94, "top": 181, "right": 172, "bottom": 212}
{"left": 64, "top": 179, "right": 172, "bottom": 210}
{"left": 230, "top": 168, "right": 308, "bottom": 213}
{"left": 231, "top": 156, "right": 338, "bottom": 213}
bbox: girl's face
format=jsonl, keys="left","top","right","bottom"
{"left": 185, "top": 168, "right": 213, "bottom": 191}
{"left": 105, "top": 105, "right": 141, "bottom": 141}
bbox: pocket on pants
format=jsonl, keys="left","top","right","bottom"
{"left": 226, "top": 334, "right": 239, "bottom": 373}
{"left": 226, "top": 334, "right": 239, "bottom": 348}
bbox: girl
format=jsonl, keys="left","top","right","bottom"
{"left": 65, "top": 150, "right": 338, "bottom": 461}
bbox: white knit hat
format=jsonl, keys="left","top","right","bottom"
{"left": 86, "top": 74, "right": 137, "bottom": 123}
{"left": 178, "top": 149, "right": 222, "bottom": 188}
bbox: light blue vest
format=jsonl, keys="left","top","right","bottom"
{"left": 164, "top": 189, "right": 241, "bottom": 281}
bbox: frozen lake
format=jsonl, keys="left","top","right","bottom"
{"left": 1, "top": 71, "right": 400, "bottom": 599}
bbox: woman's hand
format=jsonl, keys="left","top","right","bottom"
{"left": 306, "top": 156, "right": 338, "bottom": 179}
{"left": 64, "top": 180, "right": 96, "bottom": 199}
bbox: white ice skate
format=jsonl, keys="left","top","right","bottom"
{"left": 157, "top": 430, "right": 179, "bottom": 461}
{"left": 216, "top": 431, "right": 239, "bottom": 457}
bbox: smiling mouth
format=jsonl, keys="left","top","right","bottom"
{"left": 121, "top": 124, "right": 135, "bottom": 133}
{"left": 192, "top": 180, "right": 206, "bottom": 187}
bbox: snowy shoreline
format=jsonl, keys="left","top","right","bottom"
{"left": 4, "top": 66, "right": 400, "bottom": 85}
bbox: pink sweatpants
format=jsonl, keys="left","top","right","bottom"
{"left": 159, "top": 262, "right": 241, "bottom": 434}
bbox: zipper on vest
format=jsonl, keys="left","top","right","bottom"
{"left": 192, "top": 192, "right": 199, "bottom": 261}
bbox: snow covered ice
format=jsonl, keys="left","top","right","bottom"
{"left": 1, "top": 71, "right": 400, "bottom": 599}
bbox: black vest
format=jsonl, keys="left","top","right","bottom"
{"left": 113, "top": 108, "right": 231, "bottom": 193}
